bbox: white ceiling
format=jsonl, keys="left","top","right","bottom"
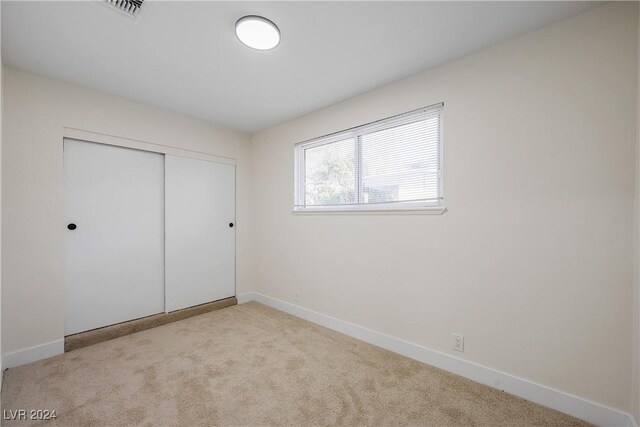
{"left": 2, "top": 1, "right": 603, "bottom": 133}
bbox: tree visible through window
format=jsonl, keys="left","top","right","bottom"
{"left": 304, "top": 138, "right": 355, "bottom": 206}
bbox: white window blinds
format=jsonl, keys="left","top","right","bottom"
{"left": 295, "top": 103, "right": 443, "bottom": 211}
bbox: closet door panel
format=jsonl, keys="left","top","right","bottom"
{"left": 64, "top": 139, "right": 165, "bottom": 335}
{"left": 165, "top": 155, "right": 235, "bottom": 312}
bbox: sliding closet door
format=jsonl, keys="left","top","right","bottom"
{"left": 64, "top": 139, "right": 165, "bottom": 335}
{"left": 165, "top": 155, "right": 235, "bottom": 312}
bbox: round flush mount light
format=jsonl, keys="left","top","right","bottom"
{"left": 235, "top": 15, "right": 280, "bottom": 51}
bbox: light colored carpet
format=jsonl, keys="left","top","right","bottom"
{"left": 1, "top": 302, "right": 589, "bottom": 426}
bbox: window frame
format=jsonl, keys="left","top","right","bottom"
{"left": 294, "top": 103, "right": 445, "bottom": 214}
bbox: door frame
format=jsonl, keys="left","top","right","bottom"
{"left": 62, "top": 126, "right": 238, "bottom": 317}
{"left": 64, "top": 127, "right": 237, "bottom": 166}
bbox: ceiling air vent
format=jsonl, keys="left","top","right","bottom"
{"left": 102, "top": 0, "right": 144, "bottom": 20}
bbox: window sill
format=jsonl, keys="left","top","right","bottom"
{"left": 292, "top": 206, "right": 447, "bottom": 215}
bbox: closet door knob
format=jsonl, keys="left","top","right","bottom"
{"left": 67, "top": 223, "right": 77, "bottom": 230}
{"left": 229, "top": 223, "right": 234, "bottom": 228}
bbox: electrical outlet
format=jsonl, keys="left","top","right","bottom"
{"left": 452, "top": 333, "right": 464, "bottom": 352}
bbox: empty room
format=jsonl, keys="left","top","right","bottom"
{"left": 0, "top": 1, "right": 638, "bottom": 426}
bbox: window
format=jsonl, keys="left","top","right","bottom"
{"left": 294, "top": 103, "right": 444, "bottom": 213}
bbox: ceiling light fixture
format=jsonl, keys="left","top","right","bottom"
{"left": 235, "top": 15, "right": 280, "bottom": 51}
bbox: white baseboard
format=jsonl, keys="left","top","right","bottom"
{"left": 237, "top": 292, "right": 634, "bottom": 427}
{"left": 2, "top": 339, "right": 64, "bottom": 369}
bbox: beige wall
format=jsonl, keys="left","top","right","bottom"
{"left": 633, "top": 3, "right": 640, "bottom": 424}
{"left": 1, "top": 0, "right": 3, "bottom": 382}
{"left": 250, "top": 2, "right": 638, "bottom": 412}
{"left": 1, "top": 67, "right": 252, "bottom": 356}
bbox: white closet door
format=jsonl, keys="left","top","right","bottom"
{"left": 64, "top": 139, "right": 165, "bottom": 335}
{"left": 165, "top": 155, "right": 236, "bottom": 312}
